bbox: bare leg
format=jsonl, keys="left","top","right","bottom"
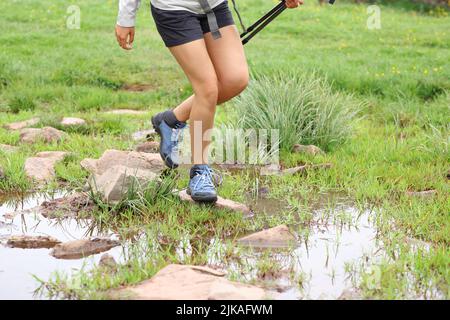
{"left": 169, "top": 39, "right": 218, "bottom": 164}
{"left": 173, "top": 25, "right": 249, "bottom": 123}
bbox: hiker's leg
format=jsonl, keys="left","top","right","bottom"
{"left": 169, "top": 39, "right": 218, "bottom": 164}
{"left": 173, "top": 26, "right": 248, "bottom": 122}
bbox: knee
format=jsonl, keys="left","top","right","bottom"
{"left": 196, "top": 81, "right": 219, "bottom": 105}
{"left": 220, "top": 71, "right": 249, "bottom": 101}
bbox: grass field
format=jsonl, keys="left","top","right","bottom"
{"left": 0, "top": 0, "right": 449, "bottom": 299}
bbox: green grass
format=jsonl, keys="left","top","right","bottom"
{"left": 1, "top": 0, "right": 449, "bottom": 299}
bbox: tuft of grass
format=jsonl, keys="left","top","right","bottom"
{"left": 236, "top": 72, "right": 361, "bottom": 152}
{"left": 8, "top": 95, "right": 36, "bottom": 113}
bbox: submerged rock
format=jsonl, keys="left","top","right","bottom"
{"left": 237, "top": 225, "right": 296, "bottom": 248}
{"left": 61, "top": 117, "right": 86, "bottom": 126}
{"left": 292, "top": 144, "right": 324, "bottom": 156}
{"left": 40, "top": 192, "right": 95, "bottom": 219}
{"left": 135, "top": 141, "right": 159, "bottom": 153}
{"left": 4, "top": 117, "right": 40, "bottom": 131}
{"left": 106, "top": 109, "right": 147, "bottom": 116}
{"left": 19, "top": 127, "right": 66, "bottom": 144}
{"left": 24, "top": 151, "right": 68, "bottom": 183}
{"left": 50, "top": 238, "right": 120, "bottom": 260}
{"left": 99, "top": 253, "right": 117, "bottom": 269}
{"left": 89, "top": 165, "right": 159, "bottom": 204}
{"left": 80, "top": 149, "right": 165, "bottom": 176}
{"left": 7, "top": 235, "right": 61, "bottom": 249}
{"left": 178, "top": 190, "right": 252, "bottom": 216}
{"left": 112, "top": 264, "right": 271, "bottom": 300}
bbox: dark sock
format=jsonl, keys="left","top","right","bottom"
{"left": 160, "top": 109, "right": 185, "bottom": 128}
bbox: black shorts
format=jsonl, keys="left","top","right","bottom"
{"left": 151, "top": 1, "right": 235, "bottom": 47}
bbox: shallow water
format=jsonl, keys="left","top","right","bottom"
{"left": 0, "top": 192, "right": 122, "bottom": 300}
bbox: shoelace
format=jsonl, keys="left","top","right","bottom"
{"left": 192, "top": 169, "right": 216, "bottom": 191}
{"left": 193, "top": 167, "right": 223, "bottom": 190}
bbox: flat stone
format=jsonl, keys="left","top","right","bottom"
{"left": 89, "top": 165, "right": 159, "bottom": 204}
{"left": 24, "top": 151, "right": 68, "bottom": 183}
{"left": 237, "top": 225, "right": 296, "bottom": 248}
{"left": 39, "top": 192, "right": 95, "bottom": 219}
{"left": 0, "top": 144, "right": 18, "bottom": 153}
{"left": 405, "top": 190, "right": 437, "bottom": 198}
{"left": 4, "top": 117, "right": 40, "bottom": 130}
{"left": 80, "top": 149, "right": 165, "bottom": 176}
{"left": 259, "top": 164, "right": 281, "bottom": 176}
{"left": 292, "top": 144, "right": 324, "bottom": 156}
{"left": 132, "top": 129, "right": 158, "bottom": 142}
{"left": 112, "top": 264, "right": 271, "bottom": 300}
{"left": 7, "top": 235, "right": 61, "bottom": 249}
{"left": 135, "top": 141, "right": 159, "bottom": 153}
{"left": 106, "top": 109, "right": 147, "bottom": 116}
{"left": 19, "top": 127, "right": 66, "bottom": 144}
{"left": 261, "top": 163, "right": 333, "bottom": 176}
{"left": 178, "top": 190, "right": 252, "bottom": 216}
{"left": 61, "top": 117, "right": 86, "bottom": 126}
{"left": 50, "top": 238, "right": 120, "bottom": 260}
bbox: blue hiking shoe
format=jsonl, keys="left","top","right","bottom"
{"left": 187, "top": 164, "right": 218, "bottom": 203}
{"left": 151, "top": 111, "right": 186, "bottom": 169}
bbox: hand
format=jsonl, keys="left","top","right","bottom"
{"left": 285, "top": 0, "right": 304, "bottom": 8}
{"left": 115, "top": 25, "right": 135, "bottom": 50}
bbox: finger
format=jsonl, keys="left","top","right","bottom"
{"left": 129, "top": 29, "right": 135, "bottom": 45}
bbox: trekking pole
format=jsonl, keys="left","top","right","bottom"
{"left": 241, "top": 0, "right": 336, "bottom": 45}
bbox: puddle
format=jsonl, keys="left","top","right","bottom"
{"left": 0, "top": 191, "right": 123, "bottom": 300}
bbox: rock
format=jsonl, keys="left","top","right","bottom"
{"left": 7, "top": 235, "right": 61, "bottom": 249}
{"left": 178, "top": 190, "right": 252, "bottom": 216}
{"left": 4, "top": 117, "right": 40, "bottom": 130}
{"left": 50, "top": 238, "right": 120, "bottom": 260}
{"left": 19, "top": 127, "right": 66, "bottom": 144}
{"left": 259, "top": 164, "right": 281, "bottom": 176}
{"left": 261, "top": 163, "right": 333, "bottom": 176}
{"left": 0, "top": 144, "right": 18, "bottom": 153}
{"left": 61, "top": 117, "right": 86, "bottom": 126}
{"left": 89, "top": 165, "right": 158, "bottom": 204}
{"left": 135, "top": 141, "right": 159, "bottom": 153}
{"left": 80, "top": 150, "right": 165, "bottom": 176}
{"left": 292, "top": 144, "right": 324, "bottom": 156}
{"left": 237, "top": 225, "right": 296, "bottom": 248}
{"left": 112, "top": 264, "right": 271, "bottom": 300}
{"left": 405, "top": 190, "right": 437, "bottom": 198}
{"left": 40, "top": 193, "right": 95, "bottom": 219}
{"left": 24, "top": 151, "right": 68, "bottom": 183}
{"left": 99, "top": 253, "right": 117, "bottom": 269}
{"left": 132, "top": 129, "right": 158, "bottom": 142}
{"left": 106, "top": 109, "right": 147, "bottom": 116}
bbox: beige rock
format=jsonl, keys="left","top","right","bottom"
{"left": 81, "top": 150, "right": 165, "bottom": 176}
{"left": 7, "top": 235, "right": 61, "bottom": 249}
{"left": 61, "top": 117, "right": 86, "bottom": 126}
{"left": 40, "top": 192, "right": 95, "bottom": 219}
{"left": 106, "top": 109, "right": 147, "bottom": 116}
{"left": 4, "top": 117, "right": 40, "bottom": 130}
{"left": 259, "top": 164, "right": 281, "bottom": 176}
{"left": 135, "top": 141, "right": 159, "bottom": 153}
{"left": 99, "top": 253, "right": 117, "bottom": 269}
{"left": 24, "top": 151, "right": 68, "bottom": 182}
{"left": 89, "top": 165, "right": 158, "bottom": 204}
{"left": 238, "top": 225, "right": 296, "bottom": 248}
{"left": 292, "top": 144, "right": 324, "bottom": 156}
{"left": 113, "top": 264, "right": 271, "bottom": 300}
{"left": 50, "top": 238, "right": 120, "bottom": 259}
{"left": 178, "top": 190, "right": 252, "bottom": 216}
{"left": 19, "top": 127, "right": 66, "bottom": 144}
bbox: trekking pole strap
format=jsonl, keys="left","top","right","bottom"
{"left": 199, "top": 0, "right": 222, "bottom": 40}
{"left": 230, "top": 0, "right": 247, "bottom": 33}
